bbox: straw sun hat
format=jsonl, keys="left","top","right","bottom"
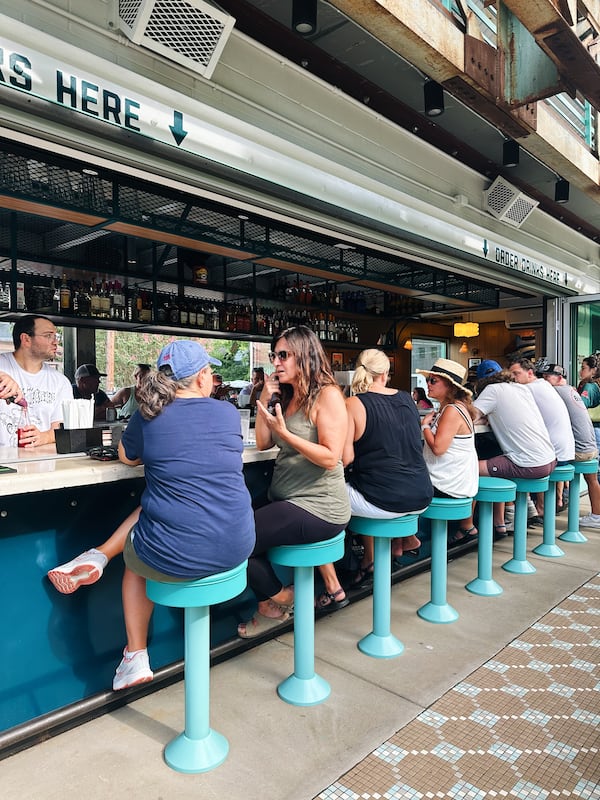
{"left": 415, "top": 358, "right": 472, "bottom": 396}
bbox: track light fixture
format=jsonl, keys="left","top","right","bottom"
{"left": 555, "top": 177, "right": 569, "bottom": 204}
{"left": 292, "top": 0, "right": 317, "bottom": 35}
{"left": 423, "top": 80, "right": 444, "bottom": 117}
{"left": 502, "top": 139, "right": 519, "bottom": 168}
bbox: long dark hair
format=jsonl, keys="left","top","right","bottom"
{"left": 577, "top": 355, "right": 600, "bottom": 394}
{"left": 273, "top": 326, "right": 338, "bottom": 417}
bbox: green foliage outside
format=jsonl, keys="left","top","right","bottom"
{"left": 94, "top": 330, "right": 250, "bottom": 392}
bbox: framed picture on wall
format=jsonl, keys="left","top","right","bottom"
{"left": 331, "top": 352, "right": 343, "bottom": 370}
{"left": 468, "top": 358, "right": 481, "bottom": 368}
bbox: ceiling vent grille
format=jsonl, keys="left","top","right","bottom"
{"left": 118, "top": 0, "right": 235, "bottom": 80}
{"left": 483, "top": 176, "right": 539, "bottom": 228}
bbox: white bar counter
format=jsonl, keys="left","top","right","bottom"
{"left": 0, "top": 444, "right": 276, "bottom": 497}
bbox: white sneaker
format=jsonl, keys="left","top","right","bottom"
{"left": 579, "top": 513, "right": 600, "bottom": 528}
{"left": 47, "top": 549, "right": 109, "bottom": 594}
{"left": 113, "top": 648, "right": 153, "bottom": 691}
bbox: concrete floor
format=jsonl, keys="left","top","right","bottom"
{"left": 4, "top": 508, "right": 599, "bottom": 800}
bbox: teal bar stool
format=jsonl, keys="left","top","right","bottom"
{"left": 560, "top": 459, "right": 596, "bottom": 543}
{"left": 466, "top": 476, "right": 516, "bottom": 597}
{"left": 417, "top": 496, "right": 473, "bottom": 623}
{"left": 146, "top": 560, "right": 247, "bottom": 774}
{"left": 502, "top": 476, "right": 549, "bottom": 574}
{"left": 534, "top": 464, "right": 574, "bottom": 557}
{"left": 349, "top": 514, "right": 420, "bottom": 658}
{"left": 268, "top": 531, "right": 345, "bottom": 706}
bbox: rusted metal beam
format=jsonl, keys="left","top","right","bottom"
{"left": 500, "top": 0, "right": 600, "bottom": 109}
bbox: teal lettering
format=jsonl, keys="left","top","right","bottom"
{"left": 81, "top": 80, "right": 99, "bottom": 116}
{"left": 124, "top": 98, "right": 140, "bottom": 131}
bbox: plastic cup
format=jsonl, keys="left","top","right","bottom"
{"left": 239, "top": 409, "right": 251, "bottom": 442}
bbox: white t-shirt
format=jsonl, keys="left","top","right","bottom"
{"left": 525, "top": 378, "right": 575, "bottom": 461}
{"left": 0, "top": 352, "right": 73, "bottom": 447}
{"left": 473, "top": 382, "right": 555, "bottom": 467}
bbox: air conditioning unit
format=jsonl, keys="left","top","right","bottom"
{"left": 484, "top": 176, "right": 539, "bottom": 228}
{"left": 505, "top": 307, "right": 543, "bottom": 329}
{"left": 119, "top": 0, "right": 236, "bottom": 80}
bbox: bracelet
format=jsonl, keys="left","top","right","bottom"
{"left": 421, "top": 424, "right": 430, "bottom": 431}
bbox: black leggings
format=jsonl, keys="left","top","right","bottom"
{"left": 249, "top": 500, "right": 346, "bottom": 600}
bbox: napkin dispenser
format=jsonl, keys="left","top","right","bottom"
{"left": 55, "top": 425, "right": 103, "bottom": 454}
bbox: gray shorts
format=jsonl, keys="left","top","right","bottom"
{"left": 123, "top": 527, "right": 188, "bottom": 583}
{"left": 484, "top": 455, "right": 556, "bottom": 480}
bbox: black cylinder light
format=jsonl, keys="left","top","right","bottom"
{"left": 424, "top": 80, "right": 444, "bottom": 117}
{"left": 292, "top": 0, "right": 317, "bottom": 35}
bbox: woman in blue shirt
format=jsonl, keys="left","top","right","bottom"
{"left": 112, "top": 340, "right": 255, "bottom": 690}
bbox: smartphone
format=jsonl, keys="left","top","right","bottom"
{"left": 0, "top": 465, "right": 17, "bottom": 474}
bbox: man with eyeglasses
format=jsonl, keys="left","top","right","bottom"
{"left": 0, "top": 315, "right": 73, "bottom": 448}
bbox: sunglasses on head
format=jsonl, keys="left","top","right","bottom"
{"left": 268, "top": 350, "right": 292, "bottom": 363}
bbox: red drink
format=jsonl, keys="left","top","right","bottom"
{"left": 17, "top": 428, "right": 27, "bottom": 447}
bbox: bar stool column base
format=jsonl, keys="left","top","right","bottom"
{"left": 358, "top": 631, "right": 404, "bottom": 658}
{"left": 502, "top": 558, "right": 536, "bottom": 575}
{"left": 277, "top": 673, "right": 331, "bottom": 706}
{"left": 165, "top": 730, "right": 229, "bottom": 774}
{"left": 465, "top": 576, "right": 503, "bottom": 596}
{"left": 417, "top": 601, "right": 459, "bottom": 624}
{"left": 532, "top": 542, "right": 564, "bottom": 558}
{"left": 559, "top": 530, "right": 587, "bottom": 543}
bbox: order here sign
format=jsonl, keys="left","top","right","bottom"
{"left": 0, "top": 35, "right": 252, "bottom": 162}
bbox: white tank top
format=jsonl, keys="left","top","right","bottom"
{"left": 423, "top": 403, "right": 479, "bottom": 498}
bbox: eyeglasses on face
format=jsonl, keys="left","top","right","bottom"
{"left": 268, "top": 350, "right": 292, "bottom": 363}
{"left": 32, "top": 332, "right": 59, "bottom": 341}
{"left": 426, "top": 376, "right": 440, "bottom": 385}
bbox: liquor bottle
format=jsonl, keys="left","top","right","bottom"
{"left": 179, "top": 298, "right": 189, "bottom": 326}
{"left": 77, "top": 282, "right": 91, "bottom": 317}
{"left": 90, "top": 281, "right": 101, "bottom": 317}
{"left": 168, "top": 295, "right": 179, "bottom": 325}
{"left": 59, "top": 274, "right": 71, "bottom": 313}
{"left": 51, "top": 278, "right": 60, "bottom": 314}
{"left": 99, "top": 279, "right": 111, "bottom": 318}
{"left": 112, "top": 281, "right": 125, "bottom": 320}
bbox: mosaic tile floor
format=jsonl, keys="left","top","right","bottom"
{"left": 316, "top": 575, "right": 600, "bottom": 800}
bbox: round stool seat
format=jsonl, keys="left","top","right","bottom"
{"left": 548, "top": 464, "right": 575, "bottom": 482}
{"left": 512, "top": 476, "right": 550, "bottom": 493}
{"left": 475, "top": 477, "right": 516, "bottom": 504}
{"left": 573, "top": 459, "right": 598, "bottom": 474}
{"left": 147, "top": 561, "right": 248, "bottom": 607}
{"left": 269, "top": 531, "right": 345, "bottom": 567}
{"left": 350, "top": 514, "right": 418, "bottom": 538}
{"left": 421, "top": 496, "right": 472, "bottom": 521}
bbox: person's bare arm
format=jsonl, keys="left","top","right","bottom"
{"left": 260, "top": 385, "right": 347, "bottom": 469}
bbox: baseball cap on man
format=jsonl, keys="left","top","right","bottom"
{"left": 476, "top": 359, "right": 502, "bottom": 380}
{"left": 537, "top": 362, "right": 566, "bottom": 378}
{"left": 75, "top": 364, "right": 107, "bottom": 380}
{"left": 157, "top": 340, "right": 221, "bottom": 380}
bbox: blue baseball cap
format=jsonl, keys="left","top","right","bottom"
{"left": 157, "top": 340, "right": 221, "bottom": 380}
{"left": 476, "top": 359, "right": 502, "bottom": 380}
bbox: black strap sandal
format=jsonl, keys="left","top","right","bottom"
{"left": 315, "top": 588, "right": 349, "bottom": 610}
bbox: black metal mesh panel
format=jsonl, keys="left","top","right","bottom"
{"left": 0, "top": 141, "right": 507, "bottom": 310}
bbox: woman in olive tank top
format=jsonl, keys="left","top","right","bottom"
{"left": 238, "top": 326, "right": 350, "bottom": 638}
